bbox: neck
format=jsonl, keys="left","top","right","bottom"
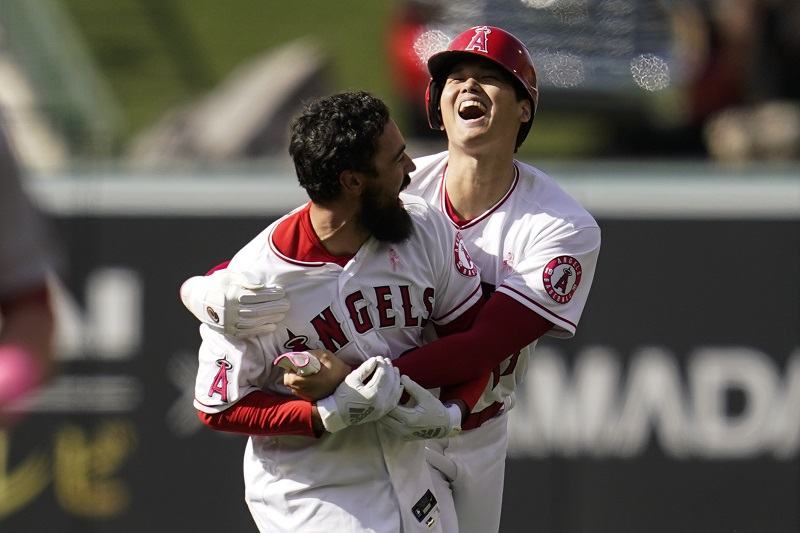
{"left": 308, "top": 201, "right": 369, "bottom": 256}
{"left": 444, "top": 149, "right": 516, "bottom": 220}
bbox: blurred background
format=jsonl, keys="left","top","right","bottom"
{"left": 0, "top": 0, "right": 797, "bottom": 532}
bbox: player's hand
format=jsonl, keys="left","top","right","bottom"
{"left": 379, "top": 376, "right": 462, "bottom": 440}
{"left": 315, "top": 356, "right": 402, "bottom": 433}
{"left": 282, "top": 349, "right": 350, "bottom": 401}
{"left": 179, "top": 270, "right": 290, "bottom": 338}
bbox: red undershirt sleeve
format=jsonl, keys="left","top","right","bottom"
{"left": 426, "top": 300, "right": 489, "bottom": 410}
{"left": 197, "top": 390, "right": 316, "bottom": 437}
{"left": 393, "top": 292, "right": 554, "bottom": 391}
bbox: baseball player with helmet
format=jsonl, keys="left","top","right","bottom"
{"left": 190, "top": 91, "right": 491, "bottom": 533}
{"left": 182, "top": 26, "right": 601, "bottom": 533}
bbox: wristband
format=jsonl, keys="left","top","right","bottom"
{"left": 315, "top": 395, "right": 347, "bottom": 433}
{"left": 445, "top": 403, "right": 463, "bottom": 435}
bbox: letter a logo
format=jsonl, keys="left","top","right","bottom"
{"left": 208, "top": 356, "right": 232, "bottom": 402}
{"left": 554, "top": 267, "right": 573, "bottom": 293}
{"left": 465, "top": 26, "right": 491, "bottom": 53}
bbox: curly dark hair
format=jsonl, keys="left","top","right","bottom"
{"left": 289, "top": 91, "right": 390, "bottom": 204}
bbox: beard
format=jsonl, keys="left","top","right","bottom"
{"left": 358, "top": 175, "right": 413, "bottom": 243}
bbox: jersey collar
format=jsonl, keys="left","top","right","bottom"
{"left": 269, "top": 203, "right": 354, "bottom": 267}
{"left": 439, "top": 162, "right": 520, "bottom": 229}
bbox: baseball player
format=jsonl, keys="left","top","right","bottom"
{"left": 0, "top": 121, "right": 58, "bottom": 424}
{"left": 190, "top": 92, "right": 489, "bottom": 533}
{"left": 183, "top": 26, "right": 601, "bottom": 533}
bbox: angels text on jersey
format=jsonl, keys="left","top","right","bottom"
{"left": 279, "top": 284, "right": 436, "bottom": 354}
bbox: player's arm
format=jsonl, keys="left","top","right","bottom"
{"left": 198, "top": 389, "right": 320, "bottom": 436}
{"left": 193, "top": 325, "right": 319, "bottom": 436}
{"left": 426, "top": 298, "right": 489, "bottom": 413}
{"left": 367, "top": 295, "right": 492, "bottom": 442}
{"left": 397, "top": 222, "right": 601, "bottom": 387}
{"left": 195, "top": 327, "right": 402, "bottom": 437}
{"left": 179, "top": 264, "right": 290, "bottom": 338}
{"left": 281, "top": 298, "right": 487, "bottom": 403}
{"left": 393, "top": 292, "right": 553, "bottom": 389}
{"left": 281, "top": 298, "right": 535, "bottom": 415}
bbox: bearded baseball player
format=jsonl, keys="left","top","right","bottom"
{"left": 183, "top": 26, "right": 601, "bottom": 533}
{"left": 190, "top": 91, "right": 491, "bottom": 533}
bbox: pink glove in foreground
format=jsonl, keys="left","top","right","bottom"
{"left": 0, "top": 344, "right": 43, "bottom": 412}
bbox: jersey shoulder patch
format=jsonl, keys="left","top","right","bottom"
{"left": 207, "top": 355, "right": 233, "bottom": 402}
{"left": 453, "top": 231, "right": 478, "bottom": 277}
{"left": 542, "top": 255, "right": 582, "bottom": 303}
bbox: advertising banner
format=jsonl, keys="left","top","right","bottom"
{"left": 2, "top": 175, "right": 797, "bottom": 532}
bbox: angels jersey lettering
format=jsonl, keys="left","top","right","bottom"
{"left": 193, "top": 195, "right": 482, "bottom": 533}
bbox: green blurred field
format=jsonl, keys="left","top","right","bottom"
{"left": 61, "top": 0, "right": 397, "bottom": 137}
{"left": 60, "top": 0, "right": 605, "bottom": 157}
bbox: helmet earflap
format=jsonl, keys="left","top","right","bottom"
{"left": 425, "top": 79, "right": 445, "bottom": 131}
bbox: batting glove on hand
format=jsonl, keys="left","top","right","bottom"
{"left": 379, "top": 376, "right": 462, "bottom": 440}
{"left": 180, "top": 270, "right": 290, "bottom": 338}
{"left": 316, "top": 356, "right": 402, "bottom": 433}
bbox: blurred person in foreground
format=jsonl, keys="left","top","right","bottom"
{"left": 181, "top": 27, "right": 601, "bottom": 533}
{"left": 0, "top": 121, "right": 58, "bottom": 425}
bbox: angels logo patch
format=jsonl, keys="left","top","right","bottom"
{"left": 208, "top": 356, "right": 232, "bottom": 401}
{"left": 542, "top": 255, "right": 582, "bottom": 303}
{"left": 453, "top": 232, "right": 478, "bottom": 277}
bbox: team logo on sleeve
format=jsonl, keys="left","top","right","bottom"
{"left": 208, "top": 356, "right": 232, "bottom": 402}
{"left": 453, "top": 232, "right": 478, "bottom": 277}
{"left": 543, "top": 256, "right": 582, "bottom": 303}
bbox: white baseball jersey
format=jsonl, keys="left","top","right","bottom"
{"left": 407, "top": 151, "right": 601, "bottom": 416}
{"left": 194, "top": 195, "right": 482, "bottom": 533}
{"left": 406, "top": 151, "right": 600, "bottom": 533}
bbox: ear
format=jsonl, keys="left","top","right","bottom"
{"left": 339, "top": 170, "right": 365, "bottom": 196}
{"left": 519, "top": 100, "right": 532, "bottom": 123}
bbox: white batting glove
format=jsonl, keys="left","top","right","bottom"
{"left": 179, "top": 270, "right": 290, "bottom": 338}
{"left": 379, "top": 376, "right": 462, "bottom": 440}
{"left": 316, "top": 356, "right": 402, "bottom": 433}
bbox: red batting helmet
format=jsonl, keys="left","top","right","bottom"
{"left": 425, "top": 26, "right": 539, "bottom": 149}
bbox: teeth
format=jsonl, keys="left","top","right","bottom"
{"left": 458, "top": 100, "right": 486, "bottom": 113}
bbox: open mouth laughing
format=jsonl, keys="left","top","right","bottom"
{"left": 458, "top": 99, "right": 488, "bottom": 122}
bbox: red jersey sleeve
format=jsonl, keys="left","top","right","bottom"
{"left": 398, "top": 299, "right": 490, "bottom": 412}
{"left": 197, "top": 390, "right": 316, "bottom": 437}
{"left": 393, "top": 292, "right": 553, "bottom": 390}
